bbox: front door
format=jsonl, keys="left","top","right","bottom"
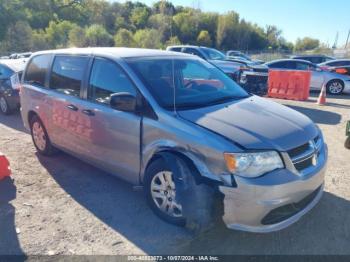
{"left": 77, "top": 57, "right": 141, "bottom": 184}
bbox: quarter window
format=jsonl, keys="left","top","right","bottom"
{"left": 24, "top": 54, "right": 51, "bottom": 87}
{"left": 89, "top": 58, "right": 136, "bottom": 105}
{"left": 50, "top": 56, "right": 89, "bottom": 97}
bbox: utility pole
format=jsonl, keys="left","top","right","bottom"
{"left": 332, "top": 31, "right": 339, "bottom": 49}
{"left": 345, "top": 29, "right": 350, "bottom": 49}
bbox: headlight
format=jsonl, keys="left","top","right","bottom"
{"left": 224, "top": 151, "right": 284, "bottom": 178}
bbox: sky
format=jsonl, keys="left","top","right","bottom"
{"left": 114, "top": 0, "right": 350, "bottom": 47}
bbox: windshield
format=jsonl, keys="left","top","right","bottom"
{"left": 126, "top": 57, "right": 249, "bottom": 110}
{"left": 201, "top": 48, "right": 227, "bottom": 61}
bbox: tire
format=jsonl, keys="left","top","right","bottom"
{"left": 30, "top": 115, "right": 57, "bottom": 156}
{"left": 0, "top": 95, "right": 11, "bottom": 115}
{"left": 144, "top": 158, "right": 186, "bottom": 226}
{"left": 326, "top": 80, "right": 344, "bottom": 95}
{"left": 345, "top": 137, "right": 350, "bottom": 149}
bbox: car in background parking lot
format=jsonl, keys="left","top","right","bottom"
{"left": 166, "top": 45, "right": 242, "bottom": 81}
{"left": 0, "top": 59, "right": 27, "bottom": 114}
{"left": 226, "top": 50, "right": 264, "bottom": 64}
{"left": 291, "top": 54, "right": 334, "bottom": 64}
{"left": 266, "top": 59, "right": 350, "bottom": 95}
{"left": 228, "top": 58, "right": 269, "bottom": 95}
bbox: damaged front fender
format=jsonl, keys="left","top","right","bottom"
{"left": 156, "top": 152, "right": 222, "bottom": 233}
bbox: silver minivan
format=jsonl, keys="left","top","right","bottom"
{"left": 20, "top": 48, "right": 327, "bottom": 233}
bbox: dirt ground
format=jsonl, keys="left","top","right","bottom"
{"left": 0, "top": 93, "right": 350, "bottom": 256}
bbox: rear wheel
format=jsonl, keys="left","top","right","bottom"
{"left": 326, "top": 80, "right": 344, "bottom": 95}
{"left": 145, "top": 158, "right": 186, "bottom": 226}
{"left": 30, "top": 115, "right": 57, "bottom": 156}
{"left": 0, "top": 96, "right": 11, "bottom": 115}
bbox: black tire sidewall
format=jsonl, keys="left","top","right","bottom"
{"left": 0, "top": 96, "right": 11, "bottom": 115}
{"left": 144, "top": 158, "right": 186, "bottom": 226}
{"left": 345, "top": 137, "right": 350, "bottom": 149}
{"left": 327, "top": 80, "right": 344, "bottom": 95}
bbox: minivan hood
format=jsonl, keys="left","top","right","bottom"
{"left": 178, "top": 96, "right": 318, "bottom": 151}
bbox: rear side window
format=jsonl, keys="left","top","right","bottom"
{"left": 88, "top": 58, "right": 136, "bottom": 105}
{"left": 50, "top": 56, "right": 89, "bottom": 97}
{"left": 24, "top": 55, "right": 51, "bottom": 87}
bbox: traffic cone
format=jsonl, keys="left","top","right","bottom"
{"left": 317, "top": 84, "right": 327, "bottom": 105}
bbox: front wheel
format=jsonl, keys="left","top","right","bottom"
{"left": 144, "top": 158, "right": 186, "bottom": 226}
{"left": 326, "top": 80, "right": 344, "bottom": 95}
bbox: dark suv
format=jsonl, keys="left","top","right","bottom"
{"left": 0, "top": 59, "right": 27, "bottom": 114}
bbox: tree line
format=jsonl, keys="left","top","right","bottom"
{"left": 0, "top": 0, "right": 321, "bottom": 55}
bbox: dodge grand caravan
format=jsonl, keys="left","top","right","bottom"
{"left": 21, "top": 48, "right": 327, "bottom": 232}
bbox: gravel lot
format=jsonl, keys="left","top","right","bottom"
{"left": 0, "top": 93, "right": 350, "bottom": 256}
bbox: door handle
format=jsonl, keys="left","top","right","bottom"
{"left": 66, "top": 104, "right": 78, "bottom": 111}
{"left": 82, "top": 109, "right": 95, "bottom": 116}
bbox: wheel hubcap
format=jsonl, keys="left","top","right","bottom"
{"left": 0, "top": 97, "right": 7, "bottom": 113}
{"left": 329, "top": 82, "right": 343, "bottom": 94}
{"left": 151, "top": 171, "right": 182, "bottom": 218}
{"left": 32, "top": 122, "right": 46, "bottom": 151}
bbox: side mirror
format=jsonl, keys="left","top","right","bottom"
{"left": 110, "top": 92, "right": 137, "bottom": 112}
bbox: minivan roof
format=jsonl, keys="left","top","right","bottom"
{"left": 33, "top": 47, "right": 191, "bottom": 59}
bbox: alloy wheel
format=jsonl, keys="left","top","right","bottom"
{"left": 32, "top": 121, "right": 47, "bottom": 151}
{"left": 328, "top": 81, "right": 343, "bottom": 94}
{"left": 150, "top": 171, "right": 182, "bottom": 218}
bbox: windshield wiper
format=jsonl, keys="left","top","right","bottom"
{"left": 175, "top": 95, "right": 248, "bottom": 110}
{"left": 205, "top": 95, "right": 247, "bottom": 106}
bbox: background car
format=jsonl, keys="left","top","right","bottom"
{"left": 166, "top": 45, "right": 243, "bottom": 81}
{"left": 0, "top": 59, "right": 27, "bottom": 114}
{"left": 9, "top": 52, "right": 32, "bottom": 59}
{"left": 226, "top": 50, "right": 264, "bottom": 64}
{"left": 265, "top": 59, "right": 350, "bottom": 95}
{"left": 228, "top": 58, "right": 269, "bottom": 95}
{"left": 291, "top": 54, "right": 334, "bottom": 64}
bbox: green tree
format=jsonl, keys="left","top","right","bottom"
{"left": 68, "top": 26, "right": 86, "bottom": 47}
{"left": 130, "top": 6, "right": 150, "bottom": 28}
{"left": 197, "top": 30, "right": 212, "bottom": 46}
{"left": 114, "top": 28, "right": 135, "bottom": 47}
{"left": 46, "top": 20, "right": 77, "bottom": 48}
{"left": 4, "top": 21, "right": 33, "bottom": 52}
{"left": 133, "top": 29, "right": 161, "bottom": 49}
{"left": 32, "top": 30, "right": 50, "bottom": 51}
{"left": 85, "top": 24, "right": 114, "bottom": 47}
{"left": 173, "top": 11, "right": 198, "bottom": 44}
{"left": 165, "top": 36, "right": 181, "bottom": 46}
{"left": 295, "top": 37, "right": 320, "bottom": 51}
{"left": 216, "top": 11, "right": 239, "bottom": 49}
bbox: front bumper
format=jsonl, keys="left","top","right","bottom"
{"left": 240, "top": 71, "right": 268, "bottom": 95}
{"left": 219, "top": 143, "right": 327, "bottom": 233}
{"left": 345, "top": 80, "right": 350, "bottom": 93}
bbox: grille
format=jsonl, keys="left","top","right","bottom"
{"left": 287, "top": 136, "right": 322, "bottom": 172}
{"left": 246, "top": 75, "right": 268, "bottom": 84}
{"left": 261, "top": 186, "right": 321, "bottom": 225}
